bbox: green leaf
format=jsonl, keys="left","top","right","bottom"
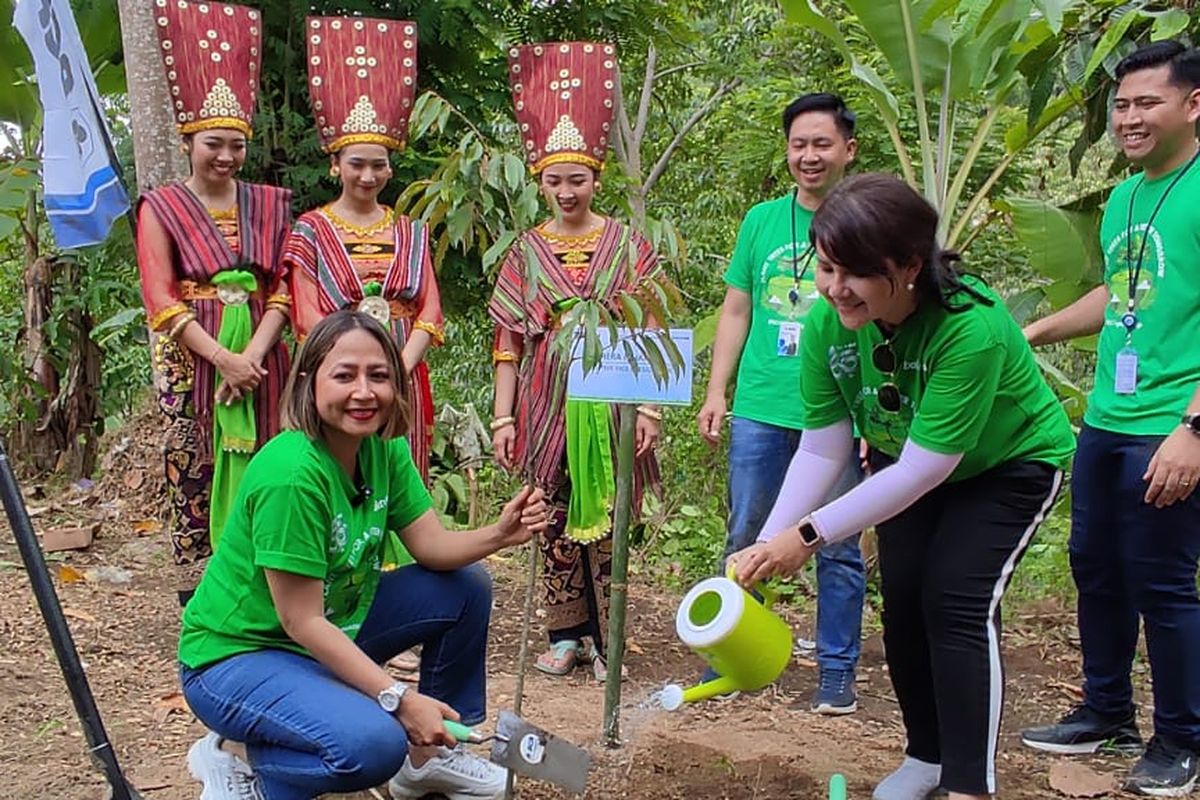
{"left": 1083, "top": 7, "right": 1142, "bottom": 83}
{"left": 503, "top": 154, "right": 526, "bottom": 191}
{"left": 445, "top": 204, "right": 473, "bottom": 245}
{"left": 1003, "top": 196, "right": 1099, "bottom": 285}
{"left": 482, "top": 231, "right": 517, "bottom": 273}
{"left": 1032, "top": 0, "right": 1072, "bottom": 34}
{"left": 1004, "top": 287, "right": 1044, "bottom": 325}
{"left": 693, "top": 309, "right": 720, "bottom": 353}
{"left": 91, "top": 306, "right": 143, "bottom": 343}
{"left": 843, "top": 0, "right": 952, "bottom": 93}
{"left": 1150, "top": 8, "right": 1190, "bottom": 41}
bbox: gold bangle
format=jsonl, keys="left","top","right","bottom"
{"left": 636, "top": 405, "right": 663, "bottom": 422}
{"left": 265, "top": 293, "right": 292, "bottom": 307}
{"left": 492, "top": 349, "right": 518, "bottom": 364}
{"left": 149, "top": 303, "right": 190, "bottom": 331}
{"left": 490, "top": 416, "right": 515, "bottom": 431}
{"left": 167, "top": 312, "right": 197, "bottom": 340}
{"left": 413, "top": 319, "right": 445, "bottom": 345}
{"left": 265, "top": 301, "right": 291, "bottom": 319}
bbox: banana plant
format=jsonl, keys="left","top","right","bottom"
{"left": 780, "top": 0, "right": 1088, "bottom": 249}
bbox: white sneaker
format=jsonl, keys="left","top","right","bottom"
{"left": 186, "top": 732, "right": 265, "bottom": 800}
{"left": 388, "top": 745, "right": 507, "bottom": 800}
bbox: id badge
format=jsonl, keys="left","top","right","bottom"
{"left": 1114, "top": 347, "right": 1138, "bottom": 395}
{"left": 777, "top": 322, "right": 801, "bottom": 357}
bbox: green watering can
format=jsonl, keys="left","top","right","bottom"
{"left": 659, "top": 563, "right": 793, "bottom": 710}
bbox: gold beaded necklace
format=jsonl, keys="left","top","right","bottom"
{"left": 537, "top": 221, "right": 603, "bottom": 272}
{"left": 323, "top": 204, "right": 394, "bottom": 238}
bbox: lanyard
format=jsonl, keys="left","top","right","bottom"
{"left": 788, "top": 189, "right": 816, "bottom": 308}
{"left": 1121, "top": 149, "right": 1199, "bottom": 332}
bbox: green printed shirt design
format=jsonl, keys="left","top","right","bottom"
{"left": 724, "top": 194, "right": 818, "bottom": 429}
{"left": 800, "top": 278, "right": 1075, "bottom": 480}
{"left": 1087, "top": 159, "right": 1200, "bottom": 435}
{"left": 178, "top": 431, "right": 432, "bottom": 669}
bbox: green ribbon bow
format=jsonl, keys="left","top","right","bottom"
{"left": 209, "top": 269, "right": 258, "bottom": 550}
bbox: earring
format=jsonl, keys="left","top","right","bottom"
{"left": 906, "top": 282, "right": 915, "bottom": 291}
{"left": 179, "top": 144, "right": 190, "bottom": 155}
{"left": 329, "top": 166, "right": 340, "bottom": 177}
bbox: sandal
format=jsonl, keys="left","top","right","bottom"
{"left": 586, "top": 641, "right": 628, "bottom": 682}
{"left": 535, "top": 640, "right": 581, "bottom": 676}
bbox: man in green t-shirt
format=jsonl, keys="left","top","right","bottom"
{"left": 696, "top": 92, "right": 866, "bottom": 715}
{"left": 1022, "top": 41, "right": 1200, "bottom": 797}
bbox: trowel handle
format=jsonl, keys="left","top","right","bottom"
{"left": 725, "top": 561, "right": 779, "bottom": 608}
{"left": 443, "top": 719, "right": 477, "bottom": 742}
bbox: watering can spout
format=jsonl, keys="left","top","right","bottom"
{"left": 659, "top": 676, "right": 741, "bottom": 711}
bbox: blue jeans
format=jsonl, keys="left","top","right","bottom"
{"left": 725, "top": 416, "right": 866, "bottom": 673}
{"left": 180, "top": 563, "right": 493, "bottom": 800}
{"left": 1070, "top": 424, "right": 1200, "bottom": 747}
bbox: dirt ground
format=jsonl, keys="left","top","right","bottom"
{"left": 0, "top": 418, "right": 1155, "bottom": 799}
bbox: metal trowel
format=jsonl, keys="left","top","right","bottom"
{"left": 445, "top": 710, "right": 590, "bottom": 794}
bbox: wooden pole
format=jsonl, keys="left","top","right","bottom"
{"left": 602, "top": 403, "right": 637, "bottom": 745}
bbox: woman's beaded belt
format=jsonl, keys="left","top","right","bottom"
{"left": 180, "top": 280, "right": 263, "bottom": 306}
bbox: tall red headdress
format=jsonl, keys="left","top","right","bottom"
{"left": 508, "top": 42, "right": 618, "bottom": 174}
{"left": 305, "top": 16, "right": 419, "bottom": 153}
{"left": 154, "top": 0, "right": 262, "bottom": 137}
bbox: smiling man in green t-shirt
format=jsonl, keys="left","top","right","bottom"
{"left": 1022, "top": 41, "right": 1200, "bottom": 797}
{"left": 696, "top": 92, "right": 866, "bottom": 715}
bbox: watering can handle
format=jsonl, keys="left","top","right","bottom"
{"left": 725, "top": 561, "right": 779, "bottom": 609}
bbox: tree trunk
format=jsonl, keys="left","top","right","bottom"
{"left": 14, "top": 189, "right": 59, "bottom": 473}
{"left": 116, "top": 0, "right": 188, "bottom": 192}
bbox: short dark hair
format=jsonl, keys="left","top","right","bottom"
{"left": 810, "top": 173, "right": 991, "bottom": 313}
{"left": 280, "top": 310, "right": 411, "bottom": 441}
{"left": 1115, "top": 41, "right": 1200, "bottom": 90}
{"left": 781, "top": 93, "right": 856, "bottom": 140}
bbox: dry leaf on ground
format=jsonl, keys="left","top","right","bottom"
{"left": 132, "top": 519, "right": 161, "bottom": 536}
{"left": 57, "top": 564, "right": 88, "bottom": 583}
{"left": 151, "top": 691, "right": 192, "bottom": 723}
{"left": 1048, "top": 761, "right": 1116, "bottom": 797}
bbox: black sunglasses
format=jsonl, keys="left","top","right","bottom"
{"left": 872, "top": 341, "right": 901, "bottom": 413}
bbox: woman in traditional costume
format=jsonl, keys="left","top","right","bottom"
{"left": 489, "top": 42, "right": 663, "bottom": 681}
{"left": 137, "top": 0, "right": 291, "bottom": 604}
{"left": 285, "top": 16, "right": 443, "bottom": 485}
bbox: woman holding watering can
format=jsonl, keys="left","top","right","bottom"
{"left": 731, "top": 174, "right": 1075, "bottom": 800}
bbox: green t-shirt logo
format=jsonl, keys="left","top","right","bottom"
{"left": 1105, "top": 224, "right": 1164, "bottom": 317}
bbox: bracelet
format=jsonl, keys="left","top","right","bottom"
{"left": 490, "top": 416, "right": 515, "bottom": 431}
{"left": 209, "top": 344, "right": 225, "bottom": 364}
{"left": 413, "top": 319, "right": 445, "bottom": 346}
{"left": 492, "top": 349, "right": 519, "bottom": 364}
{"left": 149, "top": 303, "right": 190, "bottom": 332}
{"left": 167, "top": 311, "right": 197, "bottom": 340}
{"left": 265, "top": 292, "right": 292, "bottom": 307}
{"left": 636, "top": 405, "right": 663, "bottom": 422}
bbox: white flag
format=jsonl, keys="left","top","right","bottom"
{"left": 13, "top": 0, "right": 130, "bottom": 249}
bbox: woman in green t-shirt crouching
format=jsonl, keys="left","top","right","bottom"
{"left": 730, "top": 174, "right": 1075, "bottom": 800}
{"left": 177, "top": 310, "right": 549, "bottom": 800}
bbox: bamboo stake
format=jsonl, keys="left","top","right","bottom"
{"left": 603, "top": 403, "right": 637, "bottom": 746}
{"left": 505, "top": 241, "right": 541, "bottom": 800}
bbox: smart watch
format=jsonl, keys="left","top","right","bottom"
{"left": 796, "top": 520, "right": 823, "bottom": 549}
{"left": 377, "top": 681, "right": 409, "bottom": 714}
{"left": 1184, "top": 413, "right": 1200, "bottom": 438}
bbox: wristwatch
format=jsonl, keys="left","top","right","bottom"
{"left": 795, "top": 520, "right": 823, "bottom": 549}
{"left": 377, "top": 681, "right": 409, "bottom": 714}
{"left": 1184, "top": 413, "right": 1200, "bottom": 438}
